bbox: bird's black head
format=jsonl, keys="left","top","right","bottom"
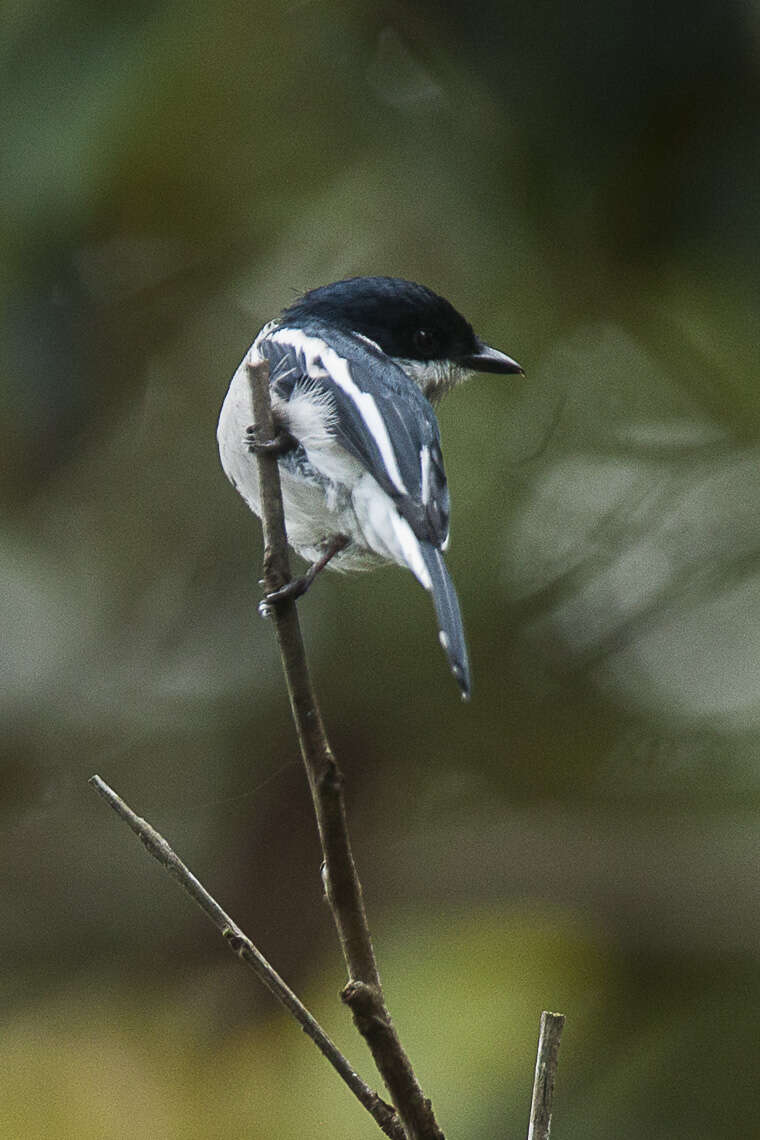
{"left": 281, "top": 277, "right": 522, "bottom": 392}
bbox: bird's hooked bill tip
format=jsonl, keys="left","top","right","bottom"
{"left": 459, "top": 343, "right": 524, "bottom": 376}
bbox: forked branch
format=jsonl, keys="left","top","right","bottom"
{"left": 90, "top": 358, "right": 567, "bottom": 1140}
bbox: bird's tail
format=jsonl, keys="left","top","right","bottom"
{"left": 418, "top": 543, "right": 472, "bottom": 700}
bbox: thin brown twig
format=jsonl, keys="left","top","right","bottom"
{"left": 88, "top": 774, "right": 405, "bottom": 1140}
{"left": 247, "top": 358, "right": 445, "bottom": 1140}
{"left": 527, "top": 1010, "right": 565, "bottom": 1140}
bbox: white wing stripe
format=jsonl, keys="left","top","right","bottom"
{"left": 420, "top": 445, "right": 431, "bottom": 505}
{"left": 269, "top": 327, "right": 408, "bottom": 496}
{"left": 390, "top": 513, "right": 432, "bottom": 589}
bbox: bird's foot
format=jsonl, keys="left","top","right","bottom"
{"left": 258, "top": 576, "right": 310, "bottom": 616}
{"left": 245, "top": 424, "right": 298, "bottom": 456}
{"left": 257, "top": 535, "right": 350, "bottom": 617}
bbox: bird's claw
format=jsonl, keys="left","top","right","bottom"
{"left": 245, "top": 425, "right": 298, "bottom": 456}
{"left": 257, "top": 536, "right": 349, "bottom": 617}
{"left": 258, "top": 577, "right": 309, "bottom": 617}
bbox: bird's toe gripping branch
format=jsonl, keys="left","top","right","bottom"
{"left": 258, "top": 534, "right": 350, "bottom": 617}
{"left": 245, "top": 424, "right": 299, "bottom": 456}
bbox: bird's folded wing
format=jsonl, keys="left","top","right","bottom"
{"left": 258, "top": 324, "right": 451, "bottom": 548}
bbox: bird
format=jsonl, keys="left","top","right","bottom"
{"left": 217, "top": 276, "right": 522, "bottom": 699}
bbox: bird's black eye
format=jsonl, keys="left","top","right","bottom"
{"left": 413, "top": 328, "right": 437, "bottom": 356}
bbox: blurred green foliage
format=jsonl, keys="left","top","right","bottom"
{"left": 2, "top": 1, "right": 760, "bottom": 1136}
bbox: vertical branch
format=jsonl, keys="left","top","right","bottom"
{"left": 246, "top": 359, "right": 444, "bottom": 1140}
{"left": 246, "top": 360, "right": 379, "bottom": 988}
{"left": 527, "top": 1011, "right": 565, "bottom": 1140}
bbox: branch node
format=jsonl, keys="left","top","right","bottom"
{"left": 341, "top": 979, "right": 384, "bottom": 1014}
{"left": 317, "top": 758, "right": 344, "bottom": 796}
{"left": 223, "top": 927, "right": 248, "bottom": 957}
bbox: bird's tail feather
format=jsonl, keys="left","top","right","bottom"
{"left": 418, "top": 543, "right": 471, "bottom": 700}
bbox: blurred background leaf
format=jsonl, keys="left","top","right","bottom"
{"left": 2, "top": 0, "right": 759, "bottom": 1136}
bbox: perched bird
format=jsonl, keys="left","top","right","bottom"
{"left": 217, "top": 276, "right": 522, "bottom": 699}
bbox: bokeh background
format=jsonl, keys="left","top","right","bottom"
{"left": 3, "top": 2, "right": 760, "bottom": 1136}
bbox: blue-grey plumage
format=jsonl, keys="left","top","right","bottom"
{"left": 217, "top": 277, "right": 522, "bottom": 699}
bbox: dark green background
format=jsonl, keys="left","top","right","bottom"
{"left": 3, "top": 2, "right": 759, "bottom": 1136}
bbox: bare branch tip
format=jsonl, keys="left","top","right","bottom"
{"left": 527, "top": 1009, "right": 566, "bottom": 1140}
{"left": 89, "top": 773, "right": 119, "bottom": 808}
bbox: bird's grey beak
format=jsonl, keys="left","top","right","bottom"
{"left": 458, "top": 342, "right": 524, "bottom": 375}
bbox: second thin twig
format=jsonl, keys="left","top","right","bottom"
{"left": 88, "top": 774, "right": 404, "bottom": 1140}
